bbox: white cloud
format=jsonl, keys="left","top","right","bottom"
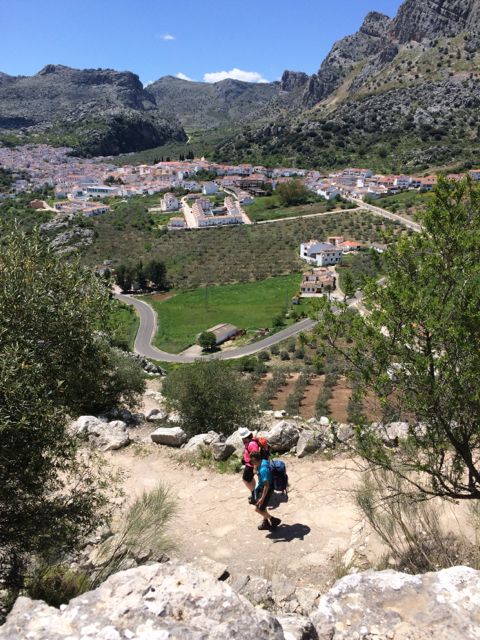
{"left": 143, "top": 80, "right": 154, "bottom": 87}
{"left": 176, "top": 72, "right": 193, "bottom": 81}
{"left": 203, "top": 67, "right": 269, "bottom": 84}
{"left": 161, "top": 33, "right": 175, "bottom": 41}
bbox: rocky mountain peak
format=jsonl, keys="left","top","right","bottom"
{"left": 392, "top": 0, "right": 478, "bottom": 43}
{"left": 280, "top": 70, "right": 309, "bottom": 92}
{"left": 359, "top": 11, "right": 392, "bottom": 37}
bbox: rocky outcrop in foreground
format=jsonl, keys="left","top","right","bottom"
{"left": 2, "top": 561, "right": 479, "bottom": 639}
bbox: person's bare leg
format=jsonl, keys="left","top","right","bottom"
{"left": 255, "top": 505, "right": 272, "bottom": 524}
{"left": 243, "top": 478, "right": 255, "bottom": 493}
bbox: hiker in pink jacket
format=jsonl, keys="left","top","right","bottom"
{"left": 239, "top": 427, "right": 259, "bottom": 503}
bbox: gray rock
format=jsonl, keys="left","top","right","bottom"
{"left": 151, "top": 426, "right": 188, "bottom": 447}
{"left": 294, "top": 587, "right": 320, "bottom": 616}
{"left": 335, "top": 423, "right": 354, "bottom": 443}
{"left": 296, "top": 430, "right": 323, "bottom": 458}
{"left": 262, "top": 420, "right": 300, "bottom": 453}
{"left": 184, "top": 431, "right": 222, "bottom": 451}
{"left": 311, "top": 566, "right": 480, "bottom": 640}
{"left": 95, "top": 421, "right": 129, "bottom": 450}
{"left": 0, "top": 561, "right": 284, "bottom": 639}
{"left": 71, "top": 415, "right": 105, "bottom": 436}
{"left": 146, "top": 408, "right": 168, "bottom": 421}
{"left": 73, "top": 416, "right": 130, "bottom": 450}
{"left": 277, "top": 615, "right": 319, "bottom": 640}
{"left": 191, "top": 557, "right": 230, "bottom": 581}
{"left": 225, "top": 430, "right": 245, "bottom": 457}
{"left": 318, "top": 416, "right": 330, "bottom": 427}
{"left": 241, "top": 575, "right": 275, "bottom": 610}
{"left": 385, "top": 421, "right": 409, "bottom": 442}
{"left": 211, "top": 441, "right": 235, "bottom": 461}
{"left": 272, "top": 573, "right": 297, "bottom": 604}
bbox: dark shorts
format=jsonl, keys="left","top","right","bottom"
{"left": 256, "top": 486, "right": 274, "bottom": 511}
{"left": 243, "top": 465, "right": 254, "bottom": 482}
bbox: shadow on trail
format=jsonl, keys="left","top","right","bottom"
{"left": 266, "top": 523, "right": 311, "bottom": 542}
{"left": 267, "top": 492, "right": 289, "bottom": 509}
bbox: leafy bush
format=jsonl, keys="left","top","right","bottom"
{"left": 162, "top": 361, "right": 258, "bottom": 436}
{"left": 26, "top": 565, "right": 91, "bottom": 608}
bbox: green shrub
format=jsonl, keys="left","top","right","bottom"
{"left": 26, "top": 565, "right": 91, "bottom": 608}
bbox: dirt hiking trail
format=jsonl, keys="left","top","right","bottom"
{"left": 107, "top": 445, "right": 367, "bottom": 590}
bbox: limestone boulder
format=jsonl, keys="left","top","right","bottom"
{"left": 296, "top": 430, "right": 323, "bottom": 458}
{"left": 335, "top": 423, "right": 354, "bottom": 443}
{"left": 211, "top": 441, "right": 235, "bottom": 461}
{"left": 146, "top": 408, "right": 168, "bottom": 422}
{"left": 0, "top": 561, "right": 284, "bottom": 640}
{"left": 311, "top": 566, "right": 480, "bottom": 640}
{"left": 277, "top": 615, "right": 319, "bottom": 640}
{"left": 72, "top": 416, "right": 129, "bottom": 450}
{"left": 225, "top": 430, "right": 245, "bottom": 457}
{"left": 262, "top": 420, "right": 300, "bottom": 453}
{"left": 151, "top": 426, "right": 188, "bottom": 447}
{"left": 184, "top": 431, "right": 222, "bottom": 452}
{"left": 71, "top": 415, "right": 106, "bottom": 436}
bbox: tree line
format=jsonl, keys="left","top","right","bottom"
{"left": 115, "top": 259, "right": 168, "bottom": 293}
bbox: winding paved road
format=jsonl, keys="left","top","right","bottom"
{"left": 117, "top": 200, "right": 422, "bottom": 364}
{"left": 115, "top": 291, "right": 317, "bottom": 363}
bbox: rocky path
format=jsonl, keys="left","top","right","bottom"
{"left": 107, "top": 444, "right": 367, "bottom": 590}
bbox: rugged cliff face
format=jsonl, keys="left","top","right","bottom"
{"left": 392, "top": 0, "right": 479, "bottom": 42}
{"left": 0, "top": 65, "right": 187, "bottom": 155}
{"left": 303, "top": 11, "right": 393, "bottom": 107}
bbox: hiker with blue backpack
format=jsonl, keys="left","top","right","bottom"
{"left": 250, "top": 450, "right": 281, "bottom": 530}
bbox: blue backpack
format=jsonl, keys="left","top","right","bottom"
{"left": 270, "top": 459, "right": 288, "bottom": 493}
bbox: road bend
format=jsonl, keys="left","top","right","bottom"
{"left": 115, "top": 292, "right": 317, "bottom": 364}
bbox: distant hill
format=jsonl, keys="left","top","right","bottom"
{"left": 1, "top": 0, "right": 479, "bottom": 166}
{"left": 147, "top": 74, "right": 306, "bottom": 130}
{"left": 0, "top": 65, "right": 187, "bottom": 156}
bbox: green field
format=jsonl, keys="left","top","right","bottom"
{"left": 108, "top": 301, "right": 139, "bottom": 351}
{"left": 147, "top": 274, "right": 302, "bottom": 353}
{"left": 245, "top": 195, "right": 355, "bottom": 222}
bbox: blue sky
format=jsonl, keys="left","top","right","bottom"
{"left": 1, "top": 0, "right": 403, "bottom": 85}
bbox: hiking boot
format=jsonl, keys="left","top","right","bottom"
{"left": 270, "top": 517, "right": 281, "bottom": 529}
{"left": 257, "top": 519, "right": 271, "bottom": 531}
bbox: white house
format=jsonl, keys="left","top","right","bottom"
{"left": 160, "top": 192, "right": 179, "bottom": 212}
{"left": 300, "top": 240, "right": 343, "bottom": 267}
{"left": 317, "top": 185, "right": 340, "bottom": 200}
{"left": 202, "top": 182, "right": 219, "bottom": 196}
{"left": 394, "top": 175, "right": 412, "bottom": 189}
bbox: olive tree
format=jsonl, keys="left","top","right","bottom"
{"left": 317, "top": 177, "right": 480, "bottom": 501}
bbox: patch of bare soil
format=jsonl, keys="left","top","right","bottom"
{"left": 299, "top": 375, "right": 324, "bottom": 419}
{"left": 270, "top": 373, "right": 300, "bottom": 411}
{"left": 254, "top": 372, "right": 272, "bottom": 395}
{"left": 363, "top": 391, "right": 383, "bottom": 422}
{"left": 149, "top": 292, "right": 174, "bottom": 302}
{"left": 329, "top": 378, "right": 352, "bottom": 423}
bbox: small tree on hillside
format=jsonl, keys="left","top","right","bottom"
{"left": 198, "top": 331, "right": 217, "bottom": 352}
{"left": 162, "top": 360, "right": 258, "bottom": 436}
{"left": 317, "top": 177, "right": 480, "bottom": 501}
{"left": 276, "top": 180, "right": 310, "bottom": 206}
